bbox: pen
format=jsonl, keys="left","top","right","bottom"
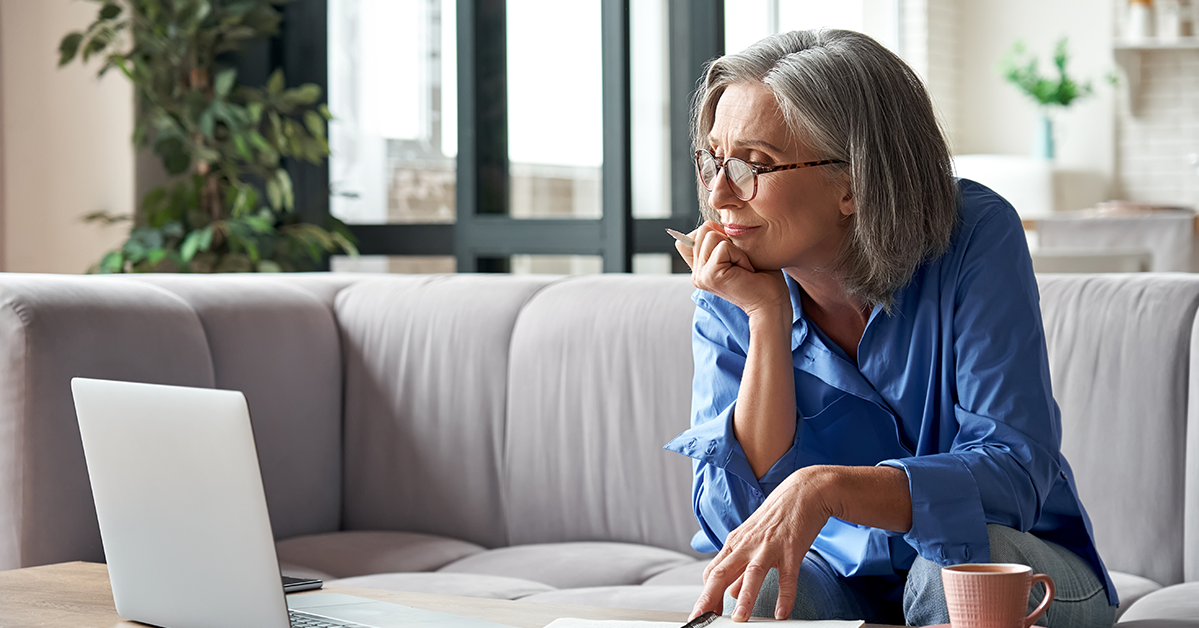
{"left": 680, "top": 611, "right": 719, "bottom": 628}
{"left": 666, "top": 228, "right": 695, "bottom": 248}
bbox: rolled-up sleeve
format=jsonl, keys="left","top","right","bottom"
{"left": 664, "top": 292, "right": 801, "bottom": 552}
{"left": 880, "top": 204, "right": 1063, "bottom": 566}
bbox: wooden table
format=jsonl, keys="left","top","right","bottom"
{"left": 0, "top": 561, "right": 693, "bottom": 628}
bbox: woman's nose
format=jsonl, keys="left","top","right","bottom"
{"left": 707, "top": 169, "right": 740, "bottom": 208}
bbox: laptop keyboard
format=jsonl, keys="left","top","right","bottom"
{"left": 289, "top": 608, "right": 372, "bottom": 628}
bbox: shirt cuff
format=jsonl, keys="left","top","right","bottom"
{"left": 878, "top": 455, "right": 991, "bottom": 565}
{"left": 664, "top": 401, "right": 760, "bottom": 492}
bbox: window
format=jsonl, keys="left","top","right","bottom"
{"left": 724, "top": 0, "right": 901, "bottom": 57}
{"left": 270, "top": 0, "right": 724, "bottom": 274}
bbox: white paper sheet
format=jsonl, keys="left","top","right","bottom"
{"left": 544, "top": 616, "right": 864, "bottom": 628}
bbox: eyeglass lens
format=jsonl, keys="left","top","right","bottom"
{"left": 698, "top": 152, "right": 755, "bottom": 200}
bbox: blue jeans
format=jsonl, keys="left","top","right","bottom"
{"left": 725, "top": 525, "right": 1115, "bottom": 628}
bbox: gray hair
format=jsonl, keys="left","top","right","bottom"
{"left": 694, "top": 29, "right": 958, "bottom": 312}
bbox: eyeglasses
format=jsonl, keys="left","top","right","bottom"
{"left": 694, "top": 149, "right": 846, "bottom": 202}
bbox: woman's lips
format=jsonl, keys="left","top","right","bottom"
{"left": 723, "top": 224, "right": 758, "bottom": 237}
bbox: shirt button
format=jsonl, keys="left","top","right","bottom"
{"left": 752, "top": 489, "right": 762, "bottom": 498}
{"left": 705, "top": 441, "right": 717, "bottom": 455}
{"left": 687, "top": 438, "right": 697, "bottom": 451}
{"left": 963, "top": 547, "right": 971, "bottom": 560}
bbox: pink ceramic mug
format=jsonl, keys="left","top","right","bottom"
{"left": 941, "top": 563, "right": 1055, "bottom": 628}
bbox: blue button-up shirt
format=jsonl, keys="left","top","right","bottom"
{"left": 664, "top": 179, "right": 1117, "bottom": 606}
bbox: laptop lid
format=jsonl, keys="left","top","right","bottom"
{"left": 72, "top": 377, "right": 290, "bottom": 628}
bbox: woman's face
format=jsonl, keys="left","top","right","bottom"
{"left": 705, "top": 81, "right": 854, "bottom": 272}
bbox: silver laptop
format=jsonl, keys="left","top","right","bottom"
{"left": 72, "top": 377, "right": 514, "bottom": 628}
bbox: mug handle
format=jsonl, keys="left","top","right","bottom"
{"left": 1024, "top": 573, "right": 1055, "bottom": 628}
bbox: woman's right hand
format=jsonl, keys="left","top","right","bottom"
{"left": 675, "top": 221, "right": 789, "bottom": 319}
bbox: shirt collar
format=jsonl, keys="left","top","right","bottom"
{"left": 784, "top": 272, "right": 890, "bottom": 408}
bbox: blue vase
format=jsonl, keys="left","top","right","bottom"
{"left": 1035, "top": 113, "right": 1055, "bottom": 160}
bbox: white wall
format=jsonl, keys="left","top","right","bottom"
{"left": 954, "top": 0, "right": 1117, "bottom": 199}
{"left": 0, "top": 0, "right": 133, "bottom": 274}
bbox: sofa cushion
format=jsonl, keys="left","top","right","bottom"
{"left": 1037, "top": 274, "right": 1199, "bottom": 586}
{"left": 1118, "top": 582, "right": 1199, "bottom": 623}
{"left": 641, "top": 560, "right": 708, "bottom": 586}
{"left": 124, "top": 275, "right": 346, "bottom": 541}
{"left": 276, "top": 530, "right": 485, "bottom": 578}
{"left": 326, "top": 572, "right": 556, "bottom": 600}
{"left": 0, "top": 275, "right": 216, "bottom": 570}
{"left": 336, "top": 275, "right": 559, "bottom": 549}
{"left": 437, "top": 542, "right": 696, "bottom": 589}
{"left": 1111, "top": 571, "right": 1164, "bottom": 620}
{"left": 519, "top": 585, "right": 703, "bottom": 612}
{"left": 504, "top": 275, "right": 699, "bottom": 554}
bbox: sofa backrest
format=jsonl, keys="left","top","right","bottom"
{"left": 122, "top": 275, "right": 353, "bottom": 542}
{"left": 0, "top": 275, "right": 216, "bottom": 569}
{"left": 1038, "top": 273, "right": 1199, "bottom": 586}
{"left": 336, "top": 274, "right": 559, "bottom": 549}
{"left": 0, "top": 273, "right": 357, "bottom": 570}
{"left": 503, "top": 275, "right": 699, "bottom": 555}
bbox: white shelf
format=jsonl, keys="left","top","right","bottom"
{"left": 1112, "top": 39, "right": 1199, "bottom": 115}
{"left": 1114, "top": 36, "right": 1199, "bottom": 50}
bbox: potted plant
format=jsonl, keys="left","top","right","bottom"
{"left": 999, "top": 37, "right": 1094, "bottom": 161}
{"left": 59, "top": 0, "right": 356, "bottom": 273}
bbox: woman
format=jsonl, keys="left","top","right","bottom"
{"left": 664, "top": 29, "right": 1116, "bottom": 627}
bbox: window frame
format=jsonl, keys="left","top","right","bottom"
{"left": 264, "top": 0, "right": 722, "bottom": 272}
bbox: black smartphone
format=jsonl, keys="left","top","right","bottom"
{"left": 282, "top": 575, "right": 324, "bottom": 593}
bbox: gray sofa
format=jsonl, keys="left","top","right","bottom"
{"left": 0, "top": 271, "right": 1197, "bottom": 625}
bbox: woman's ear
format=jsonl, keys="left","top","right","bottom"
{"left": 839, "top": 185, "right": 856, "bottom": 217}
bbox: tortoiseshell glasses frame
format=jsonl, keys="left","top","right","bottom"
{"left": 694, "top": 149, "right": 847, "bottom": 202}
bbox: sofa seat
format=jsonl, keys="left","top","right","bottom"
{"left": 326, "top": 572, "right": 557, "bottom": 600}
{"left": 314, "top": 539, "right": 705, "bottom": 608}
{"left": 1109, "top": 572, "right": 1165, "bottom": 620}
{"left": 1117, "top": 582, "right": 1199, "bottom": 625}
{"left": 433, "top": 542, "right": 697, "bottom": 589}
{"left": 275, "top": 531, "right": 486, "bottom": 579}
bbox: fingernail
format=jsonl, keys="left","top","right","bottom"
{"left": 733, "top": 605, "right": 748, "bottom": 621}
{"left": 775, "top": 608, "right": 788, "bottom": 620}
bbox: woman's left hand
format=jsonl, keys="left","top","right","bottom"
{"left": 690, "top": 467, "right": 835, "bottom": 622}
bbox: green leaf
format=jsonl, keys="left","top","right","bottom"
{"left": 246, "top": 215, "right": 274, "bottom": 233}
{"left": 318, "top": 104, "right": 333, "bottom": 120}
{"left": 123, "top": 238, "right": 147, "bottom": 262}
{"left": 194, "top": 1, "right": 212, "bottom": 25}
{"left": 248, "top": 131, "right": 271, "bottom": 152}
{"left": 233, "top": 133, "right": 251, "bottom": 160}
{"left": 287, "top": 84, "right": 322, "bottom": 105}
{"left": 58, "top": 33, "right": 84, "bottom": 66}
{"left": 162, "top": 221, "right": 185, "bottom": 239}
{"left": 304, "top": 110, "right": 325, "bottom": 140}
{"left": 199, "top": 107, "right": 216, "bottom": 138}
{"left": 230, "top": 186, "right": 253, "bottom": 216}
{"left": 100, "top": 251, "right": 124, "bottom": 274}
{"left": 332, "top": 231, "right": 359, "bottom": 257}
{"left": 147, "top": 248, "right": 168, "bottom": 266}
{"left": 247, "top": 102, "right": 264, "bottom": 123}
{"left": 266, "top": 178, "right": 282, "bottom": 210}
{"left": 256, "top": 260, "right": 282, "bottom": 272}
{"left": 99, "top": 3, "right": 121, "bottom": 19}
{"left": 267, "top": 68, "right": 285, "bottom": 95}
{"left": 180, "top": 231, "right": 202, "bottom": 262}
{"left": 198, "top": 225, "right": 215, "bottom": 251}
{"left": 276, "top": 169, "right": 294, "bottom": 210}
{"left": 82, "top": 30, "right": 112, "bottom": 62}
{"left": 109, "top": 55, "right": 132, "bottom": 79}
{"left": 214, "top": 68, "right": 237, "bottom": 97}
